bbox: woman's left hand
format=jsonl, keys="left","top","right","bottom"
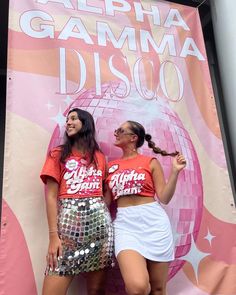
{"left": 172, "top": 153, "right": 186, "bottom": 172}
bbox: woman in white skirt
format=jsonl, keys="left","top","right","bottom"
{"left": 105, "top": 121, "right": 186, "bottom": 295}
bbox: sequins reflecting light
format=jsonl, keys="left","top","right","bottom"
{"left": 46, "top": 197, "right": 114, "bottom": 276}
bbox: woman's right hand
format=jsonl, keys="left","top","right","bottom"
{"left": 172, "top": 153, "right": 186, "bottom": 173}
{"left": 46, "top": 233, "right": 63, "bottom": 271}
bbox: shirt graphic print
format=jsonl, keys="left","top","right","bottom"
{"left": 64, "top": 158, "right": 103, "bottom": 195}
{"left": 109, "top": 166, "right": 146, "bottom": 199}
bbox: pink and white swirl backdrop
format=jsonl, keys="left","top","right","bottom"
{"left": 1, "top": 1, "right": 235, "bottom": 294}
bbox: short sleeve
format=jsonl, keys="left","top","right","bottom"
{"left": 96, "top": 151, "right": 106, "bottom": 180}
{"left": 40, "top": 148, "right": 61, "bottom": 184}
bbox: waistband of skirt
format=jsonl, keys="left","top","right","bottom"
{"left": 58, "top": 195, "right": 104, "bottom": 200}
{"left": 58, "top": 196, "right": 104, "bottom": 203}
{"left": 58, "top": 195, "right": 103, "bottom": 200}
{"left": 116, "top": 201, "right": 161, "bottom": 212}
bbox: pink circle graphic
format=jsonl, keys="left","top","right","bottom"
{"left": 48, "top": 82, "right": 203, "bottom": 292}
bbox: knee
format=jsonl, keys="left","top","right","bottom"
{"left": 125, "top": 280, "right": 150, "bottom": 295}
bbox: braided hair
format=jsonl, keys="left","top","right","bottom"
{"left": 127, "top": 121, "right": 178, "bottom": 157}
{"left": 144, "top": 134, "right": 178, "bottom": 157}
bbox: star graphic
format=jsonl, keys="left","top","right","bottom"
{"left": 180, "top": 234, "right": 210, "bottom": 284}
{"left": 204, "top": 228, "right": 216, "bottom": 246}
{"left": 63, "top": 95, "right": 73, "bottom": 106}
{"left": 46, "top": 101, "right": 54, "bottom": 110}
{"left": 51, "top": 107, "right": 66, "bottom": 129}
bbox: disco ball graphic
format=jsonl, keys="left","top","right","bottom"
{"left": 48, "top": 82, "right": 203, "bottom": 293}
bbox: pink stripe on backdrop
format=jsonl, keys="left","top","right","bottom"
{"left": 8, "top": 29, "right": 124, "bottom": 57}
{"left": 197, "top": 207, "right": 236, "bottom": 264}
{"left": 184, "top": 81, "right": 227, "bottom": 168}
{"left": 167, "top": 270, "right": 209, "bottom": 295}
{"left": 166, "top": 11, "right": 226, "bottom": 168}
{"left": 7, "top": 71, "right": 77, "bottom": 133}
{"left": 0, "top": 200, "right": 37, "bottom": 295}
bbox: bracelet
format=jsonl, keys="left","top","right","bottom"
{"left": 49, "top": 229, "right": 58, "bottom": 233}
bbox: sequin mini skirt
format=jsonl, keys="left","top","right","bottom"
{"left": 46, "top": 197, "right": 114, "bottom": 276}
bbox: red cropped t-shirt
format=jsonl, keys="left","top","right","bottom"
{"left": 106, "top": 154, "right": 156, "bottom": 200}
{"left": 40, "top": 147, "right": 106, "bottom": 199}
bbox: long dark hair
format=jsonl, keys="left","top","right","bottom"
{"left": 127, "top": 120, "right": 178, "bottom": 157}
{"left": 60, "top": 108, "right": 100, "bottom": 164}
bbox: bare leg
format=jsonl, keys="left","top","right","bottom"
{"left": 42, "top": 275, "right": 73, "bottom": 295}
{"left": 147, "top": 261, "right": 169, "bottom": 295}
{"left": 117, "top": 250, "right": 150, "bottom": 295}
{"left": 86, "top": 269, "right": 107, "bottom": 295}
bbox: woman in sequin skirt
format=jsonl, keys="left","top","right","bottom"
{"left": 40, "top": 108, "right": 114, "bottom": 295}
{"left": 105, "top": 121, "right": 186, "bottom": 295}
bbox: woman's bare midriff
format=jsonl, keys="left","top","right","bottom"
{"left": 117, "top": 195, "right": 155, "bottom": 207}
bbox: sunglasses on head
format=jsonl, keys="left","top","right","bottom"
{"left": 114, "top": 128, "right": 134, "bottom": 136}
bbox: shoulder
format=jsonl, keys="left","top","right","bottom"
{"left": 94, "top": 150, "right": 106, "bottom": 165}
{"left": 149, "top": 157, "right": 163, "bottom": 173}
{"left": 138, "top": 154, "right": 157, "bottom": 164}
{"left": 95, "top": 149, "right": 104, "bottom": 156}
{"left": 48, "top": 146, "right": 62, "bottom": 159}
{"left": 95, "top": 150, "right": 105, "bottom": 159}
{"left": 139, "top": 154, "right": 154, "bottom": 160}
{"left": 49, "top": 146, "right": 62, "bottom": 154}
{"left": 107, "top": 158, "right": 121, "bottom": 168}
{"left": 136, "top": 154, "right": 161, "bottom": 172}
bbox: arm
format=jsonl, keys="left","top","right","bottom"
{"left": 150, "top": 154, "right": 186, "bottom": 204}
{"left": 45, "top": 177, "right": 62, "bottom": 270}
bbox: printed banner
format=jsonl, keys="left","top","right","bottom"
{"left": 1, "top": 0, "right": 235, "bottom": 294}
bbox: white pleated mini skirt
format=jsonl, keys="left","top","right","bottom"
{"left": 113, "top": 201, "right": 174, "bottom": 262}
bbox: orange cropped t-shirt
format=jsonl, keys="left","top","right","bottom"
{"left": 40, "top": 147, "right": 106, "bottom": 199}
{"left": 106, "top": 154, "right": 156, "bottom": 200}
